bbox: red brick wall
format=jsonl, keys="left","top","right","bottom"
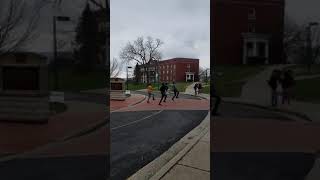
{"left": 159, "top": 58, "right": 199, "bottom": 82}
{"left": 212, "top": 0, "right": 285, "bottom": 65}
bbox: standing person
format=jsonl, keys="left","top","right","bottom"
{"left": 198, "top": 83, "right": 203, "bottom": 94}
{"left": 281, "top": 70, "right": 295, "bottom": 105}
{"left": 268, "top": 69, "right": 280, "bottom": 107}
{"left": 194, "top": 83, "right": 198, "bottom": 96}
{"left": 171, "top": 81, "right": 180, "bottom": 101}
{"left": 212, "top": 80, "right": 221, "bottom": 116}
{"left": 164, "top": 82, "right": 169, "bottom": 102}
{"left": 147, "top": 83, "right": 155, "bottom": 103}
{"left": 159, "top": 83, "right": 167, "bottom": 105}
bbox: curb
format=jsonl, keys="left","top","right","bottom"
{"left": 111, "top": 94, "right": 146, "bottom": 113}
{"left": 223, "top": 99, "right": 312, "bottom": 122}
{"left": 129, "top": 95, "right": 147, "bottom": 107}
{"left": 127, "top": 112, "right": 210, "bottom": 180}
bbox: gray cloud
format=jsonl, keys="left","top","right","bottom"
{"left": 111, "top": 0, "right": 210, "bottom": 70}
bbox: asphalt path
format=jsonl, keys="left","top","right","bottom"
{"left": 110, "top": 110, "right": 208, "bottom": 180}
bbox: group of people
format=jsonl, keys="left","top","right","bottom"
{"left": 193, "top": 83, "right": 203, "bottom": 96}
{"left": 147, "top": 82, "right": 180, "bottom": 105}
{"left": 268, "top": 69, "right": 295, "bottom": 106}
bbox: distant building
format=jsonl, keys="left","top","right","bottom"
{"left": 212, "top": 0, "right": 285, "bottom": 64}
{"left": 138, "top": 58, "right": 199, "bottom": 83}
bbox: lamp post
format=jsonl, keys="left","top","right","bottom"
{"left": 52, "top": 16, "right": 70, "bottom": 91}
{"left": 306, "top": 22, "right": 319, "bottom": 73}
{"left": 126, "top": 66, "right": 132, "bottom": 90}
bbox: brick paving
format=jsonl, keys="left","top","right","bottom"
{"left": 0, "top": 101, "right": 106, "bottom": 155}
{"left": 25, "top": 126, "right": 109, "bottom": 158}
{"left": 110, "top": 94, "right": 145, "bottom": 112}
{"left": 117, "top": 97, "right": 209, "bottom": 112}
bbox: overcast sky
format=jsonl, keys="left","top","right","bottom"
{"left": 286, "top": 0, "right": 320, "bottom": 25}
{"left": 23, "top": 0, "right": 320, "bottom": 73}
{"left": 111, "top": 0, "right": 210, "bottom": 71}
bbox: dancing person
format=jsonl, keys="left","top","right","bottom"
{"left": 147, "top": 83, "right": 155, "bottom": 103}
{"left": 171, "top": 81, "right": 180, "bottom": 101}
{"left": 159, "top": 83, "right": 167, "bottom": 105}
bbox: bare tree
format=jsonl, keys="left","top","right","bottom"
{"left": 110, "top": 57, "right": 122, "bottom": 78}
{"left": 283, "top": 15, "right": 305, "bottom": 63}
{"left": 0, "top": 0, "right": 49, "bottom": 55}
{"left": 120, "top": 36, "right": 163, "bottom": 83}
{"left": 54, "top": 0, "right": 106, "bottom": 10}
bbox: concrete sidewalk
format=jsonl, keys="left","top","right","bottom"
{"left": 160, "top": 129, "right": 210, "bottom": 180}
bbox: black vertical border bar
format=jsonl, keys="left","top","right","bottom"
{"left": 105, "top": 0, "right": 110, "bottom": 179}
{"left": 210, "top": 0, "right": 215, "bottom": 179}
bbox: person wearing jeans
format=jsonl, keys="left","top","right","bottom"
{"left": 171, "top": 82, "right": 179, "bottom": 101}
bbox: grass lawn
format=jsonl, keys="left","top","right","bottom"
{"left": 213, "top": 65, "right": 266, "bottom": 97}
{"left": 201, "top": 83, "right": 210, "bottom": 94}
{"left": 293, "top": 77, "right": 320, "bottom": 103}
{"left": 284, "top": 65, "right": 320, "bottom": 76}
{"left": 49, "top": 67, "right": 107, "bottom": 92}
{"left": 128, "top": 82, "right": 158, "bottom": 91}
{"left": 50, "top": 102, "right": 68, "bottom": 114}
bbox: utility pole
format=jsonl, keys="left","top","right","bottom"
{"left": 53, "top": 16, "right": 58, "bottom": 91}
{"left": 306, "top": 22, "right": 319, "bottom": 73}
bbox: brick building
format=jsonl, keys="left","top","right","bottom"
{"left": 139, "top": 58, "right": 199, "bottom": 83}
{"left": 212, "top": 0, "right": 285, "bottom": 64}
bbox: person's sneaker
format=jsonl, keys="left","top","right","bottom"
{"left": 158, "top": 103, "right": 162, "bottom": 105}
{"left": 147, "top": 101, "right": 150, "bottom": 103}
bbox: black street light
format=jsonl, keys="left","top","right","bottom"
{"left": 126, "top": 66, "right": 132, "bottom": 90}
{"left": 53, "top": 15, "right": 71, "bottom": 91}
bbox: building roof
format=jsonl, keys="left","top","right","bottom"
{"left": 160, "top": 57, "right": 199, "bottom": 63}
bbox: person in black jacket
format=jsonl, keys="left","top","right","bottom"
{"left": 159, "top": 83, "right": 167, "bottom": 105}
{"left": 212, "top": 81, "right": 221, "bottom": 116}
{"left": 280, "top": 70, "right": 295, "bottom": 105}
{"left": 268, "top": 69, "right": 281, "bottom": 107}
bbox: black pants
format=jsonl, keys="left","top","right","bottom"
{"left": 172, "top": 90, "right": 179, "bottom": 100}
{"left": 271, "top": 89, "right": 278, "bottom": 106}
{"left": 212, "top": 94, "right": 221, "bottom": 114}
{"left": 159, "top": 92, "right": 167, "bottom": 104}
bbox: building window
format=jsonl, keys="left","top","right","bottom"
{"left": 248, "top": 8, "right": 256, "bottom": 20}
{"left": 167, "top": 65, "right": 169, "bottom": 69}
{"left": 248, "top": 23, "right": 255, "bottom": 33}
{"left": 166, "top": 76, "right": 168, "bottom": 80}
{"left": 258, "top": 42, "right": 266, "bottom": 57}
{"left": 247, "top": 42, "right": 254, "bottom": 57}
{"left": 167, "top": 70, "right": 169, "bottom": 74}
{"left": 187, "top": 64, "right": 191, "bottom": 72}
{"left": 174, "top": 64, "right": 176, "bottom": 69}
